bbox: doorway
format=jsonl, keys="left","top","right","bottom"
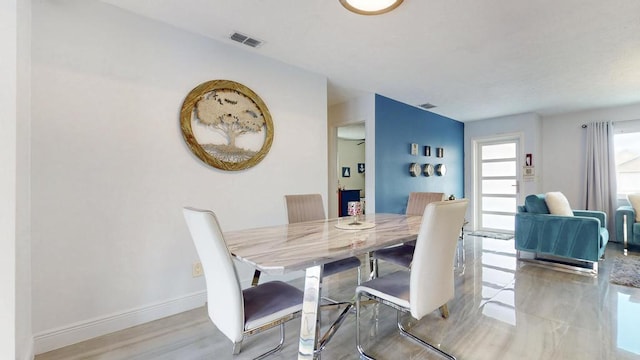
{"left": 335, "top": 124, "right": 365, "bottom": 217}
{"left": 473, "top": 135, "right": 522, "bottom": 232}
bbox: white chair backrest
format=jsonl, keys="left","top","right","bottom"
{"left": 409, "top": 199, "right": 468, "bottom": 319}
{"left": 285, "top": 194, "right": 326, "bottom": 223}
{"left": 182, "top": 207, "right": 244, "bottom": 343}
{"left": 405, "top": 192, "right": 446, "bottom": 216}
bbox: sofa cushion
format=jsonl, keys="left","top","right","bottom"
{"left": 628, "top": 193, "right": 640, "bottom": 222}
{"left": 525, "top": 194, "right": 550, "bottom": 214}
{"left": 545, "top": 192, "right": 573, "bottom": 216}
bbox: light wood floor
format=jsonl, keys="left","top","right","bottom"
{"left": 36, "top": 235, "right": 640, "bottom": 360}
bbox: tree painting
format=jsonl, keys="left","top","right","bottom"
{"left": 193, "top": 89, "right": 266, "bottom": 163}
{"left": 180, "top": 79, "right": 274, "bottom": 171}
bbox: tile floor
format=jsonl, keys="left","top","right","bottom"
{"left": 35, "top": 235, "right": 640, "bottom": 360}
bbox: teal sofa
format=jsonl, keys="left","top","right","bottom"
{"left": 515, "top": 194, "right": 609, "bottom": 272}
{"left": 615, "top": 205, "right": 640, "bottom": 248}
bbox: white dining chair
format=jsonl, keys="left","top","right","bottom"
{"left": 356, "top": 199, "right": 468, "bottom": 360}
{"left": 285, "top": 194, "right": 362, "bottom": 282}
{"left": 371, "top": 192, "right": 445, "bottom": 276}
{"left": 250, "top": 194, "right": 362, "bottom": 287}
{"left": 182, "top": 207, "right": 304, "bottom": 360}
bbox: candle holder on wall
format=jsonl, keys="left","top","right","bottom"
{"left": 410, "top": 143, "right": 419, "bottom": 155}
{"left": 436, "top": 147, "right": 444, "bottom": 158}
{"left": 424, "top": 145, "right": 431, "bottom": 156}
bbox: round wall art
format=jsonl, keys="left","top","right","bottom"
{"left": 180, "top": 80, "right": 274, "bottom": 171}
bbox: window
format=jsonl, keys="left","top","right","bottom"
{"left": 614, "top": 131, "right": 640, "bottom": 197}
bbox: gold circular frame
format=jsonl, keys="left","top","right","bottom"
{"left": 180, "top": 80, "right": 274, "bottom": 171}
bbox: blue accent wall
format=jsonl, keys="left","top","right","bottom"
{"left": 375, "top": 94, "right": 464, "bottom": 214}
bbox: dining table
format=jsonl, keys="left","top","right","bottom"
{"left": 223, "top": 212, "right": 423, "bottom": 360}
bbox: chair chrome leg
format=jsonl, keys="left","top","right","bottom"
{"left": 624, "top": 214, "right": 628, "bottom": 256}
{"left": 232, "top": 340, "right": 242, "bottom": 355}
{"left": 251, "top": 269, "right": 261, "bottom": 287}
{"left": 372, "top": 259, "right": 379, "bottom": 279}
{"left": 368, "top": 253, "right": 378, "bottom": 280}
{"left": 252, "top": 324, "right": 286, "bottom": 360}
{"left": 357, "top": 293, "right": 456, "bottom": 360}
{"left": 355, "top": 292, "right": 375, "bottom": 360}
{"left": 397, "top": 320, "right": 456, "bottom": 360}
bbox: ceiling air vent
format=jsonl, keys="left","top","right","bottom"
{"left": 229, "top": 32, "right": 264, "bottom": 48}
{"left": 418, "top": 103, "right": 437, "bottom": 110}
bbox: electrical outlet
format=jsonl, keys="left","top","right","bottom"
{"left": 192, "top": 262, "right": 203, "bottom": 277}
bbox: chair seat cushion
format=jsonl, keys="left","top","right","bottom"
{"left": 323, "top": 256, "right": 361, "bottom": 277}
{"left": 374, "top": 245, "right": 415, "bottom": 268}
{"left": 356, "top": 271, "right": 410, "bottom": 309}
{"left": 243, "top": 281, "right": 303, "bottom": 330}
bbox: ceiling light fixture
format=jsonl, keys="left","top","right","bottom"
{"left": 339, "top": 0, "right": 404, "bottom": 15}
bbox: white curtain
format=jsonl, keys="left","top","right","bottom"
{"left": 584, "top": 121, "right": 617, "bottom": 239}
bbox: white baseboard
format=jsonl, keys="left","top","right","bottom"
{"left": 33, "top": 290, "right": 206, "bottom": 355}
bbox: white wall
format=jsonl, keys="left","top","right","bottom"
{"left": 2, "top": 1, "right": 33, "bottom": 358}
{"left": 16, "top": 0, "right": 33, "bottom": 359}
{"left": 542, "top": 103, "right": 640, "bottom": 208}
{"left": 337, "top": 138, "right": 365, "bottom": 197}
{"left": 1, "top": 1, "right": 18, "bottom": 358}
{"left": 31, "top": 1, "right": 327, "bottom": 353}
{"left": 328, "top": 95, "right": 375, "bottom": 217}
{"left": 464, "top": 112, "right": 542, "bottom": 229}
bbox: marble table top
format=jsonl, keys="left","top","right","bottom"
{"left": 224, "top": 213, "right": 422, "bottom": 274}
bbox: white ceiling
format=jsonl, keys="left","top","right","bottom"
{"left": 101, "top": 0, "right": 640, "bottom": 122}
{"left": 337, "top": 124, "right": 366, "bottom": 140}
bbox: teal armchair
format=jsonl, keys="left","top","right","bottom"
{"left": 515, "top": 194, "right": 609, "bottom": 272}
{"left": 615, "top": 205, "right": 640, "bottom": 249}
